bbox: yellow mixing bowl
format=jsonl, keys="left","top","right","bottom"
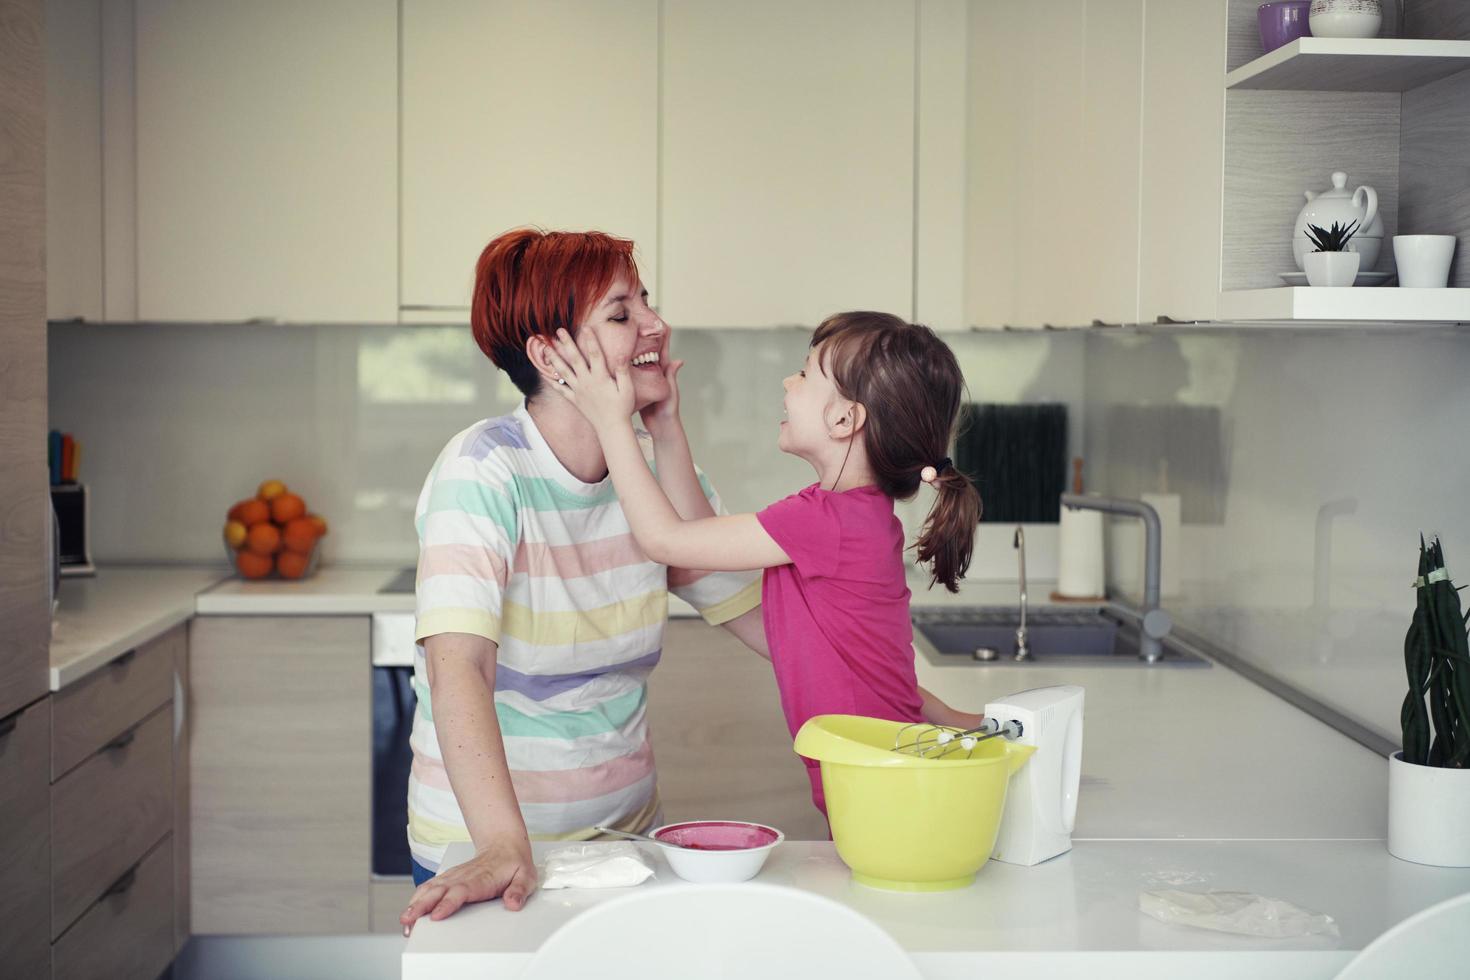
{"left": 793, "top": 714, "right": 1035, "bottom": 892}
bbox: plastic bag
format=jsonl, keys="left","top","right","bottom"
{"left": 1139, "top": 889, "right": 1340, "bottom": 939}
{"left": 541, "top": 842, "right": 656, "bottom": 890}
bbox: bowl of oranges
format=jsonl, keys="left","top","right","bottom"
{"left": 223, "top": 479, "right": 328, "bottom": 580}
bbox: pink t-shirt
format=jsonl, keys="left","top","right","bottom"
{"left": 756, "top": 483, "right": 923, "bottom": 815}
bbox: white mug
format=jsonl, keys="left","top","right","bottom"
{"left": 1392, "top": 235, "right": 1456, "bottom": 288}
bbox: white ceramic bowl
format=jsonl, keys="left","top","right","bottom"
{"left": 649, "top": 820, "right": 784, "bottom": 883}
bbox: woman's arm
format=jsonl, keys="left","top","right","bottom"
{"left": 400, "top": 632, "right": 536, "bottom": 932}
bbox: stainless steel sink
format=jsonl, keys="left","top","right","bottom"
{"left": 912, "top": 606, "right": 1208, "bottom": 667}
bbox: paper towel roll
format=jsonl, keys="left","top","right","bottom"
{"left": 1057, "top": 507, "right": 1105, "bottom": 599}
{"left": 1141, "top": 492, "right": 1181, "bottom": 598}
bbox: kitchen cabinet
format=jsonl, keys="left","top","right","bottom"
{"left": 659, "top": 0, "right": 916, "bottom": 328}
{"left": 45, "top": 0, "right": 103, "bottom": 322}
{"left": 188, "top": 615, "right": 370, "bottom": 934}
{"left": 1138, "top": 0, "right": 1227, "bottom": 325}
{"left": 0, "top": 0, "right": 48, "bottom": 722}
{"left": 0, "top": 700, "right": 51, "bottom": 980}
{"left": 133, "top": 0, "right": 397, "bottom": 323}
{"left": 966, "top": 0, "right": 1142, "bottom": 329}
{"left": 400, "top": 0, "right": 658, "bottom": 311}
{"left": 646, "top": 620, "right": 827, "bottom": 842}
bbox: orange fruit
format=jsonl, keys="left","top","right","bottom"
{"left": 246, "top": 522, "right": 282, "bottom": 556}
{"left": 271, "top": 492, "right": 306, "bottom": 524}
{"left": 258, "top": 479, "right": 287, "bottom": 501}
{"left": 227, "top": 498, "right": 254, "bottom": 522}
{"left": 235, "top": 550, "right": 273, "bottom": 579}
{"left": 237, "top": 498, "right": 271, "bottom": 527}
{"left": 276, "top": 550, "right": 310, "bottom": 580}
{"left": 282, "top": 517, "right": 319, "bottom": 554}
{"left": 307, "top": 514, "right": 328, "bottom": 537}
{"left": 223, "top": 520, "right": 248, "bottom": 549}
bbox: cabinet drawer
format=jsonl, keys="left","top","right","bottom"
{"left": 52, "top": 624, "right": 178, "bottom": 779}
{"left": 52, "top": 835, "right": 174, "bottom": 980}
{"left": 51, "top": 706, "right": 173, "bottom": 939}
{"left": 0, "top": 700, "right": 52, "bottom": 980}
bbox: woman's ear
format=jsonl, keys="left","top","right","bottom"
{"left": 525, "top": 334, "right": 561, "bottom": 386}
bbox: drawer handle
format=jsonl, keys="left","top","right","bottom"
{"left": 102, "top": 865, "right": 139, "bottom": 900}
{"left": 112, "top": 649, "right": 137, "bottom": 669}
{"left": 0, "top": 712, "right": 19, "bottom": 739}
{"left": 103, "top": 728, "right": 137, "bottom": 752}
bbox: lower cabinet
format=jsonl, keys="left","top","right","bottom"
{"left": 0, "top": 698, "right": 51, "bottom": 980}
{"left": 646, "top": 620, "right": 829, "bottom": 842}
{"left": 46, "top": 622, "right": 186, "bottom": 980}
{"left": 188, "top": 615, "right": 371, "bottom": 934}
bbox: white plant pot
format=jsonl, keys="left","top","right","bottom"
{"left": 1388, "top": 751, "right": 1470, "bottom": 867}
{"left": 1303, "top": 250, "right": 1359, "bottom": 287}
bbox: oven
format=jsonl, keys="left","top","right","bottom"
{"left": 370, "top": 610, "right": 417, "bottom": 878}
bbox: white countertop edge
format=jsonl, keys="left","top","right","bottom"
{"left": 49, "top": 603, "right": 194, "bottom": 691}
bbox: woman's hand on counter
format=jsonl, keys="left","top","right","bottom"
{"left": 401, "top": 833, "right": 537, "bottom": 933}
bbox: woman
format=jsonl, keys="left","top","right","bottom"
{"left": 398, "top": 228, "right": 766, "bottom": 932}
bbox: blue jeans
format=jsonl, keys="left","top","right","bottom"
{"left": 411, "top": 858, "right": 436, "bottom": 886}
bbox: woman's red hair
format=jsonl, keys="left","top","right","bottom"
{"left": 471, "top": 228, "right": 641, "bottom": 397}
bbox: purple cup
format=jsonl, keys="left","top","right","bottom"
{"left": 1258, "top": 1, "right": 1312, "bottom": 53}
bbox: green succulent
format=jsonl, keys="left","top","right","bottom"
{"left": 1401, "top": 537, "right": 1470, "bottom": 768}
{"left": 1305, "top": 220, "right": 1359, "bottom": 253}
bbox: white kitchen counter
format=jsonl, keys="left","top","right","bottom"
{"left": 49, "top": 565, "right": 228, "bottom": 690}
{"left": 195, "top": 564, "right": 413, "bottom": 615}
{"left": 403, "top": 839, "right": 1470, "bottom": 979}
{"left": 913, "top": 651, "right": 1389, "bottom": 841}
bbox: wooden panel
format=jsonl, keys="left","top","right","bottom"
{"left": 661, "top": 0, "right": 915, "bottom": 328}
{"left": 135, "top": 0, "right": 397, "bottom": 322}
{"left": 914, "top": 0, "right": 967, "bottom": 331}
{"left": 51, "top": 622, "right": 177, "bottom": 779}
{"left": 1138, "top": 0, "right": 1227, "bottom": 322}
{"left": 0, "top": 0, "right": 50, "bottom": 721}
{"left": 1221, "top": 90, "right": 1399, "bottom": 290}
{"left": 45, "top": 0, "right": 104, "bottom": 321}
{"left": 645, "top": 620, "right": 828, "bottom": 841}
{"left": 100, "top": 0, "right": 136, "bottom": 320}
{"left": 401, "top": 0, "right": 657, "bottom": 309}
{"left": 189, "top": 616, "right": 370, "bottom": 934}
{"left": 52, "top": 835, "right": 174, "bottom": 980}
{"left": 51, "top": 705, "right": 172, "bottom": 938}
{"left": 1399, "top": 67, "right": 1470, "bottom": 288}
{"left": 1405, "top": 0, "right": 1470, "bottom": 41}
{"left": 0, "top": 698, "right": 51, "bottom": 980}
{"left": 370, "top": 879, "right": 415, "bottom": 934}
{"left": 172, "top": 631, "right": 190, "bottom": 953}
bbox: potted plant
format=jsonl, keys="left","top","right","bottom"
{"left": 1388, "top": 537, "right": 1470, "bottom": 867}
{"left": 1303, "top": 220, "right": 1360, "bottom": 286}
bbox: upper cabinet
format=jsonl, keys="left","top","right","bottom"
{"left": 399, "top": 0, "right": 659, "bottom": 312}
{"left": 659, "top": 0, "right": 916, "bottom": 328}
{"left": 966, "top": 0, "right": 1144, "bottom": 330}
{"left": 46, "top": 0, "right": 103, "bottom": 322}
{"left": 134, "top": 0, "right": 398, "bottom": 323}
{"left": 1138, "top": 0, "right": 1226, "bottom": 325}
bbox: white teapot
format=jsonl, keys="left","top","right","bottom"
{"left": 1293, "top": 171, "right": 1382, "bottom": 272}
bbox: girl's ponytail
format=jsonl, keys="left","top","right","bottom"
{"left": 915, "top": 460, "right": 982, "bottom": 593}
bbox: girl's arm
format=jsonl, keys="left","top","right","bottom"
{"left": 638, "top": 357, "right": 717, "bottom": 523}
{"left": 548, "top": 328, "right": 791, "bottom": 572}
{"left": 919, "top": 685, "right": 985, "bottom": 730}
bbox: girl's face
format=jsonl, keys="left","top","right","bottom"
{"left": 579, "top": 277, "right": 670, "bottom": 410}
{"left": 778, "top": 344, "right": 850, "bottom": 460}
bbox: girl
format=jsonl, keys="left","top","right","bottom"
{"left": 547, "top": 311, "right": 984, "bottom": 813}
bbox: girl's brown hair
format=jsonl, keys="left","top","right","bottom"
{"left": 811, "top": 311, "right": 982, "bottom": 593}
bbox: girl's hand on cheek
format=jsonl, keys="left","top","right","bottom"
{"left": 639, "top": 357, "right": 686, "bottom": 432}
{"left": 546, "top": 328, "right": 635, "bottom": 429}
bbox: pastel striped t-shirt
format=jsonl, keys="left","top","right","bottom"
{"left": 408, "top": 403, "right": 761, "bottom": 870}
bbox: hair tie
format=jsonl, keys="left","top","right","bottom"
{"left": 920, "top": 457, "right": 953, "bottom": 485}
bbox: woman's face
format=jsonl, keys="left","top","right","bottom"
{"left": 579, "top": 277, "right": 670, "bottom": 411}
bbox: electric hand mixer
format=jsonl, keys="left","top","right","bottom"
{"left": 892, "top": 684, "right": 1085, "bottom": 867}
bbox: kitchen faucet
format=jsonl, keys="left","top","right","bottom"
{"left": 1013, "top": 527, "right": 1029, "bottom": 661}
{"left": 1060, "top": 494, "right": 1174, "bottom": 663}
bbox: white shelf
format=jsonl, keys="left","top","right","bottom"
{"left": 1226, "top": 38, "right": 1470, "bottom": 92}
{"left": 1217, "top": 286, "right": 1470, "bottom": 323}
